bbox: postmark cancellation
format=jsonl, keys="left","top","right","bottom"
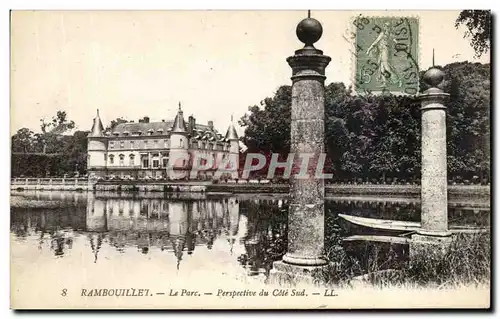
{"left": 352, "top": 16, "right": 419, "bottom": 95}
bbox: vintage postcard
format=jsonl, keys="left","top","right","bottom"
{"left": 10, "top": 10, "right": 491, "bottom": 309}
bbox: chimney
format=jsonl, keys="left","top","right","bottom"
{"left": 208, "top": 120, "right": 214, "bottom": 130}
{"left": 143, "top": 116, "right": 150, "bottom": 123}
{"left": 188, "top": 115, "right": 196, "bottom": 136}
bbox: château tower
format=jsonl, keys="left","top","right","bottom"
{"left": 87, "top": 109, "right": 107, "bottom": 178}
{"left": 168, "top": 103, "right": 190, "bottom": 180}
{"left": 225, "top": 116, "right": 239, "bottom": 179}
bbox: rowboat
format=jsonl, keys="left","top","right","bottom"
{"left": 338, "top": 213, "right": 419, "bottom": 233}
{"left": 338, "top": 214, "right": 489, "bottom": 234}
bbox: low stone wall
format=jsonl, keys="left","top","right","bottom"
{"left": 93, "top": 182, "right": 208, "bottom": 193}
{"left": 10, "top": 178, "right": 89, "bottom": 191}
{"left": 10, "top": 178, "right": 490, "bottom": 198}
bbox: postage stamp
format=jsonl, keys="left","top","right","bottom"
{"left": 353, "top": 16, "right": 419, "bottom": 95}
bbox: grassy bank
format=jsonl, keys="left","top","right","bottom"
{"left": 315, "top": 230, "right": 490, "bottom": 289}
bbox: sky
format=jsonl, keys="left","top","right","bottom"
{"left": 10, "top": 10, "right": 490, "bottom": 136}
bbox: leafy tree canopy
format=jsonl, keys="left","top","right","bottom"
{"left": 456, "top": 10, "right": 491, "bottom": 58}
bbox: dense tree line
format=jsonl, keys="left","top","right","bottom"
{"left": 239, "top": 62, "right": 490, "bottom": 184}
{"left": 11, "top": 112, "right": 148, "bottom": 178}
{"left": 11, "top": 62, "right": 490, "bottom": 183}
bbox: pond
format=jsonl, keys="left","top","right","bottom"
{"left": 10, "top": 191, "right": 490, "bottom": 288}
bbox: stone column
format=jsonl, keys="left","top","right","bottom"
{"left": 271, "top": 16, "right": 330, "bottom": 282}
{"left": 416, "top": 68, "right": 451, "bottom": 238}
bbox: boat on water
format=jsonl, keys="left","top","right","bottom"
{"left": 338, "top": 213, "right": 489, "bottom": 235}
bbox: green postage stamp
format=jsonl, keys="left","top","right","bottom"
{"left": 354, "top": 16, "right": 419, "bottom": 95}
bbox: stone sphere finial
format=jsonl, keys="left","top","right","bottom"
{"left": 423, "top": 67, "right": 445, "bottom": 89}
{"left": 296, "top": 18, "right": 323, "bottom": 47}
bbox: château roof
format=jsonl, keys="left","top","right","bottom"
{"left": 110, "top": 121, "right": 219, "bottom": 138}
{"left": 102, "top": 103, "right": 230, "bottom": 143}
{"left": 111, "top": 121, "right": 173, "bottom": 136}
{"left": 89, "top": 109, "right": 104, "bottom": 137}
{"left": 225, "top": 122, "right": 239, "bottom": 141}
{"left": 171, "top": 106, "right": 188, "bottom": 133}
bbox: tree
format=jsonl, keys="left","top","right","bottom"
{"left": 11, "top": 111, "right": 84, "bottom": 177}
{"left": 456, "top": 10, "right": 491, "bottom": 58}
{"left": 38, "top": 110, "right": 76, "bottom": 153}
{"left": 40, "top": 110, "right": 76, "bottom": 134}
{"left": 239, "top": 86, "right": 291, "bottom": 155}
{"left": 58, "top": 131, "right": 89, "bottom": 175}
{"left": 105, "top": 117, "right": 129, "bottom": 133}
{"left": 240, "top": 61, "right": 490, "bottom": 183}
{"left": 441, "top": 62, "right": 490, "bottom": 181}
{"left": 11, "top": 128, "right": 35, "bottom": 153}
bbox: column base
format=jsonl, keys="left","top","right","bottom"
{"left": 410, "top": 233, "right": 453, "bottom": 261}
{"left": 268, "top": 260, "right": 327, "bottom": 287}
{"left": 282, "top": 253, "right": 328, "bottom": 266}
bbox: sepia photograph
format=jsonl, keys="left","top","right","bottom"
{"left": 9, "top": 9, "right": 491, "bottom": 310}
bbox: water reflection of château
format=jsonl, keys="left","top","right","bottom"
{"left": 86, "top": 193, "right": 243, "bottom": 268}
{"left": 11, "top": 191, "right": 488, "bottom": 269}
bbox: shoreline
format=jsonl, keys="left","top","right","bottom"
{"left": 10, "top": 180, "right": 490, "bottom": 199}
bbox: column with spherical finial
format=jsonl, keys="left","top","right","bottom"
{"left": 416, "top": 67, "right": 451, "bottom": 237}
{"left": 271, "top": 15, "right": 331, "bottom": 282}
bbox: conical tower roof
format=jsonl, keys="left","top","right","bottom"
{"left": 171, "top": 102, "right": 187, "bottom": 133}
{"left": 89, "top": 109, "right": 104, "bottom": 137}
{"left": 225, "top": 115, "right": 239, "bottom": 140}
